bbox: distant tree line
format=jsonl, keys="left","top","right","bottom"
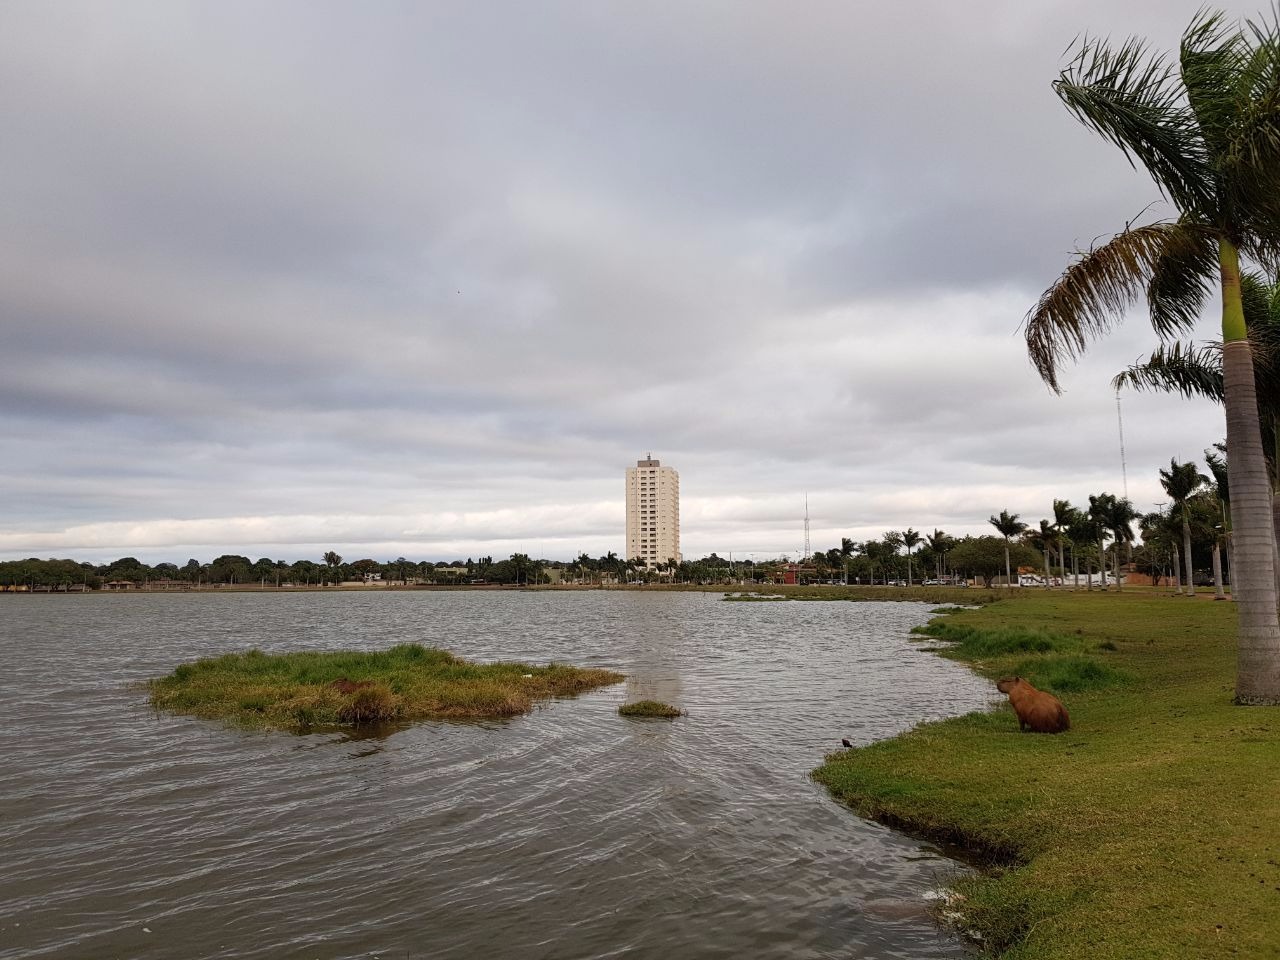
{"left": 0, "top": 443, "right": 1254, "bottom": 593}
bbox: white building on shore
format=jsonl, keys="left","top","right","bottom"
{"left": 625, "top": 455, "right": 680, "bottom": 567}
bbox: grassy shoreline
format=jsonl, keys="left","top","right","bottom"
{"left": 812, "top": 593, "right": 1280, "bottom": 958}
{"left": 148, "top": 643, "right": 623, "bottom": 731}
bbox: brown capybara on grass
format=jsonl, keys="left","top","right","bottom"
{"left": 329, "top": 678, "right": 374, "bottom": 695}
{"left": 996, "top": 676, "right": 1070, "bottom": 734}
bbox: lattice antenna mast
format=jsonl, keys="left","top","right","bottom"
{"left": 1115, "top": 390, "right": 1129, "bottom": 500}
{"left": 803, "top": 494, "right": 811, "bottom": 559}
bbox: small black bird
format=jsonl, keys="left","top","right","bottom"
{"left": 841, "top": 738, "right": 853, "bottom": 749}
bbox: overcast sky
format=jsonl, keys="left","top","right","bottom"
{"left": 0, "top": 0, "right": 1255, "bottom": 564}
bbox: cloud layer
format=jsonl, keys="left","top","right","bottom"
{"left": 0, "top": 1, "right": 1242, "bottom": 562}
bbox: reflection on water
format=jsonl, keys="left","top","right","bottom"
{"left": 0, "top": 591, "right": 994, "bottom": 960}
{"left": 624, "top": 600, "right": 686, "bottom": 710}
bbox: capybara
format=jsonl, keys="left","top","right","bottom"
{"left": 996, "top": 676, "right": 1070, "bottom": 733}
{"left": 329, "top": 678, "right": 374, "bottom": 695}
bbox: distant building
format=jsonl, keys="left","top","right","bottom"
{"left": 625, "top": 455, "right": 681, "bottom": 568}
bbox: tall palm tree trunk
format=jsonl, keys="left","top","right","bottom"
{"left": 1114, "top": 542, "right": 1122, "bottom": 591}
{"left": 1273, "top": 486, "right": 1280, "bottom": 603}
{"left": 1003, "top": 539, "right": 1012, "bottom": 590}
{"left": 1225, "top": 532, "right": 1234, "bottom": 597}
{"left": 1098, "top": 539, "right": 1108, "bottom": 588}
{"left": 1213, "top": 542, "right": 1226, "bottom": 600}
{"left": 1182, "top": 517, "right": 1196, "bottom": 598}
{"left": 1173, "top": 544, "right": 1182, "bottom": 595}
{"left": 1221, "top": 241, "right": 1280, "bottom": 703}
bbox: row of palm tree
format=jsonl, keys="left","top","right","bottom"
{"left": 991, "top": 495, "right": 1139, "bottom": 591}
{"left": 1023, "top": 9, "right": 1280, "bottom": 703}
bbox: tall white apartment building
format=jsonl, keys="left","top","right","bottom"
{"left": 625, "top": 455, "right": 681, "bottom": 567}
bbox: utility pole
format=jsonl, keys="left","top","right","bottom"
{"left": 803, "top": 494, "right": 811, "bottom": 560}
{"left": 1116, "top": 390, "right": 1129, "bottom": 500}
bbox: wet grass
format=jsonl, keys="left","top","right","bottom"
{"left": 708, "top": 584, "right": 1003, "bottom": 604}
{"left": 813, "top": 592, "right": 1280, "bottom": 959}
{"left": 618, "top": 699, "right": 683, "bottom": 718}
{"left": 148, "top": 643, "right": 624, "bottom": 731}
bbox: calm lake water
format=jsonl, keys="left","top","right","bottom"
{"left": 0, "top": 591, "right": 995, "bottom": 960}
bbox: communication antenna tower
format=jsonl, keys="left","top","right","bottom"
{"left": 1115, "top": 390, "right": 1129, "bottom": 500}
{"left": 803, "top": 494, "right": 811, "bottom": 559}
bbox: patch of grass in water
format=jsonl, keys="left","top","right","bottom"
{"left": 148, "top": 643, "right": 623, "bottom": 732}
{"left": 618, "top": 699, "right": 682, "bottom": 718}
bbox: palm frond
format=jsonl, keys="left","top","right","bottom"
{"left": 1025, "top": 222, "right": 1189, "bottom": 391}
{"left": 1146, "top": 219, "right": 1219, "bottom": 336}
{"left": 1159, "top": 458, "right": 1209, "bottom": 504}
{"left": 1241, "top": 272, "right": 1280, "bottom": 414}
{"left": 1111, "top": 340, "right": 1225, "bottom": 401}
{"left": 1221, "top": 11, "right": 1280, "bottom": 248}
{"left": 1181, "top": 10, "right": 1249, "bottom": 157}
{"left": 1205, "top": 446, "right": 1230, "bottom": 502}
{"left": 1057, "top": 36, "right": 1213, "bottom": 214}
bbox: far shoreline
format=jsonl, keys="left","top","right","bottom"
{"left": 2, "top": 582, "right": 1001, "bottom": 603}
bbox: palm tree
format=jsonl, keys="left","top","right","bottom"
{"left": 1066, "top": 509, "right": 1105, "bottom": 590}
{"left": 838, "top": 538, "right": 856, "bottom": 584}
{"left": 989, "top": 510, "right": 1028, "bottom": 589}
{"left": 1141, "top": 508, "right": 1183, "bottom": 592}
{"left": 881, "top": 531, "right": 905, "bottom": 584}
{"left": 1087, "top": 494, "right": 1119, "bottom": 589}
{"left": 902, "top": 528, "right": 923, "bottom": 586}
{"left": 860, "top": 539, "right": 885, "bottom": 585}
{"left": 1206, "top": 445, "right": 1234, "bottom": 598}
{"left": 1023, "top": 11, "right": 1280, "bottom": 702}
{"left": 1025, "top": 520, "right": 1056, "bottom": 589}
{"left": 925, "top": 529, "right": 952, "bottom": 582}
{"left": 1052, "top": 499, "right": 1076, "bottom": 585}
{"left": 1104, "top": 496, "right": 1140, "bottom": 591}
{"left": 1161, "top": 459, "right": 1209, "bottom": 597}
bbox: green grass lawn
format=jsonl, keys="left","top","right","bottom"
{"left": 148, "top": 643, "right": 623, "bottom": 731}
{"left": 812, "top": 592, "right": 1280, "bottom": 959}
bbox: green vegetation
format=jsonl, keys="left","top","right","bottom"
{"left": 618, "top": 699, "right": 682, "bottom": 718}
{"left": 148, "top": 643, "right": 623, "bottom": 731}
{"left": 814, "top": 592, "right": 1280, "bottom": 958}
{"left": 711, "top": 584, "right": 1003, "bottom": 604}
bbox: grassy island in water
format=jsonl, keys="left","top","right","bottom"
{"left": 813, "top": 592, "right": 1280, "bottom": 959}
{"left": 148, "top": 643, "right": 623, "bottom": 731}
{"left": 618, "top": 699, "right": 682, "bottom": 718}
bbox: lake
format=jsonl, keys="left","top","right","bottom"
{"left": 0, "top": 591, "right": 994, "bottom": 959}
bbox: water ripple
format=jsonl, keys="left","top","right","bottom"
{"left": 0, "top": 592, "right": 993, "bottom": 959}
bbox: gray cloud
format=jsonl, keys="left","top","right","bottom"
{"left": 0, "top": 0, "right": 1247, "bottom": 563}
